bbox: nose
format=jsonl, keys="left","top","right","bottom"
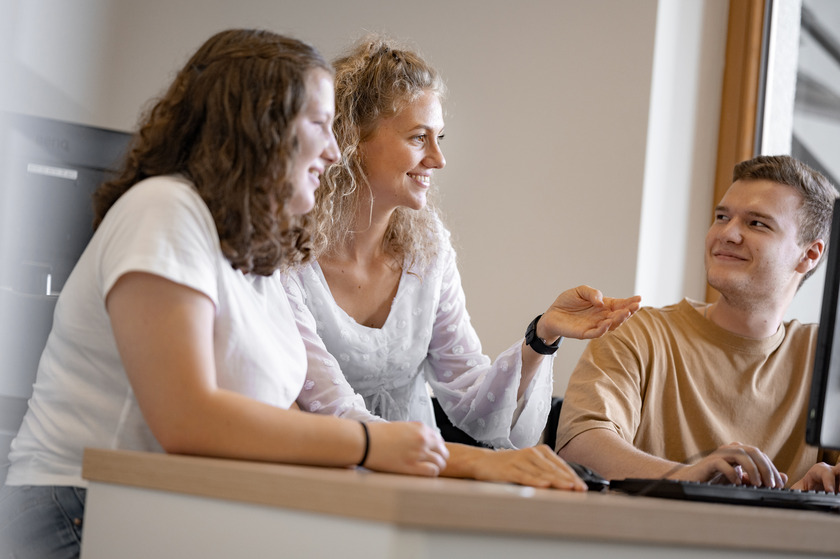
{"left": 424, "top": 140, "right": 446, "bottom": 170}
{"left": 717, "top": 218, "right": 743, "bottom": 244}
{"left": 322, "top": 130, "right": 340, "bottom": 165}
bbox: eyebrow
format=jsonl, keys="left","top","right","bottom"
{"left": 404, "top": 123, "right": 444, "bottom": 134}
{"left": 715, "top": 205, "right": 780, "bottom": 225}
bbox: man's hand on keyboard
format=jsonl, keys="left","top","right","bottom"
{"left": 791, "top": 462, "right": 840, "bottom": 493}
{"left": 670, "top": 442, "right": 787, "bottom": 488}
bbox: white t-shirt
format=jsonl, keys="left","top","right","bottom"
{"left": 284, "top": 223, "right": 553, "bottom": 449}
{"left": 7, "top": 176, "right": 307, "bottom": 487}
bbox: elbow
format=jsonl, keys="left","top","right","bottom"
{"left": 139, "top": 394, "right": 223, "bottom": 457}
{"left": 153, "top": 428, "right": 199, "bottom": 455}
{"left": 556, "top": 433, "right": 585, "bottom": 463}
{"left": 145, "top": 413, "right": 213, "bottom": 456}
{"left": 556, "top": 443, "right": 571, "bottom": 460}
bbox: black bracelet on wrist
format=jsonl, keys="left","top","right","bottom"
{"left": 357, "top": 421, "right": 370, "bottom": 467}
{"left": 525, "top": 314, "right": 562, "bottom": 355}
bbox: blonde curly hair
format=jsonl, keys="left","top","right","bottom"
{"left": 309, "top": 36, "right": 447, "bottom": 270}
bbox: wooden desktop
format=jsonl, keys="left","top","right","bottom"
{"left": 80, "top": 448, "right": 840, "bottom": 558}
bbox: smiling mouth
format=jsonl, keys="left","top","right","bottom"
{"left": 713, "top": 251, "right": 747, "bottom": 261}
{"left": 408, "top": 173, "right": 430, "bottom": 187}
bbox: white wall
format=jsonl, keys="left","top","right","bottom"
{"left": 636, "top": 0, "right": 728, "bottom": 309}
{"left": 0, "top": 0, "right": 731, "bottom": 396}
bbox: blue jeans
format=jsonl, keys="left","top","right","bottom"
{"left": 0, "top": 485, "right": 86, "bottom": 559}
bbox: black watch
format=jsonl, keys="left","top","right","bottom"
{"left": 525, "top": 314, "right": 561, "bottom": 355}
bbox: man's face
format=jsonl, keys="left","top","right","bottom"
{"left": 705, "top": 179, "right": 811, "bottom": 307}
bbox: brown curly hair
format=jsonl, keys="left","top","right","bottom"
{"left": 93, "top": 29, "right": 332, "bottom": 275}
{"left": 309, "top": 35, "right": 446, "bottom": 269}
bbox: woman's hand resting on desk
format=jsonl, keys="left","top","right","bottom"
{"left": 538, "top": 286, "right": 641, "bottom": 342}
{"left": 364, "top": 422, "right": 449, "bottom": 476}
{"left": 472, "top": 445, "right": 588, "bottom": 491}
{"left": 791, "top": 462, "right": 840, "bottom": 493}
{"left": 444, "top": 444, "right": 588, "bottom": 491}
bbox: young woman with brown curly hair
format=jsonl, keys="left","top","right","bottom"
{"left": 0, "top": 29, "right": 447, "bottom": 559}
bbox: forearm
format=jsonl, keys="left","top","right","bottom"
{"left": 518, "top": 314, "right": 561, "bottom": 400}
{"left": 158, "top": 388, "right": 366, "bottom": 468}
{"left": 518, "top": 341, "right": 547, "bottom": 400}
{"left": 557, "top": 428, "right": 681, "bottom": 480}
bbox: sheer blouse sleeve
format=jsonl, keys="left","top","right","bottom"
{"left": 424, "top": 236, "right": 553, "bottom": 449}
{"left": 282, "top": 271, "right": 383, "bottom": 423}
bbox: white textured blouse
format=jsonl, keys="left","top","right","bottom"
{"left": 283, "top": 225, "right": 553, "bottom": 449}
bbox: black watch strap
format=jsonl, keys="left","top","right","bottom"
{"left": 525, "top": 314, "right": 561, "bottom": 355}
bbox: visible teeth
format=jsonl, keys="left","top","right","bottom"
{"left": 409, "top": 174, "right": 430, "bottom": 186}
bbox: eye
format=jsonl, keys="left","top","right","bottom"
{"left": 750, "top": 220, "right": 768, "bottom": 229}
{"left": 715, "top": 214, "right": 729, "bottom": 222}
{"left": 311, "top": 113, "right": 332, "bottom": 129}
{"left": 437, "top": 133, "right": 445, "bottom": 142}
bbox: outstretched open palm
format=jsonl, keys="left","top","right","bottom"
{"left": 541, "top": 285, "right": 641, "bottom": 340}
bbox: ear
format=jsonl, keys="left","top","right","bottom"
{"left": 796, "top": 239, "right": 825, "bottom": 274}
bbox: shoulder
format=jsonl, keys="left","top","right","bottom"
{"left": 109, "top": 175, "right": 209, "bottom": 223}
{"left": 108, "top": 175, "right": 215, "bottom": 236}
{"left": 406, "top": 212, "right": 453, "bottom": 275}
{"left": 612, "top": 299, "right": 686, "bottom": 334}
{"left": 120, "top": 175, "right": 201, "bottom": 204}
{"left": 280, "top": 261, "right": 318, "bottom": 296}
{"left": 584, "top": 299, "right": 691, "bottom": 357}
{"left": 782, "top": 318, "right": 819, "bottom": 344}
{"left": 783, "top": 315, "right": 818, "bottom": 332}
{"left": 637, "top": 298, "right": 706, "bottom": 332}
{"left": 91, "top": 176, "right": 223, "bottom": 304}
{"left": 95, "top": 177, "right": 218, "bottom": 267}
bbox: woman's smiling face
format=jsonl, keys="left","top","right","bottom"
{"left": 359, "top": 89, "right": 446, "bottom": 214}
{"left": 287, "top": 68, "right": 339, "bottom": 215}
